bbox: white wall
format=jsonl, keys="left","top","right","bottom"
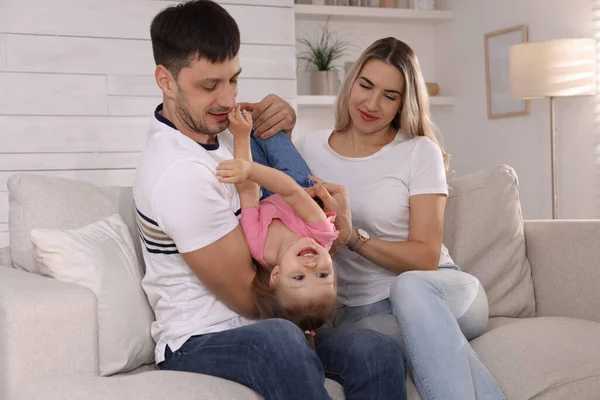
{"left": 1, "top": 0, "right": 594, "bottom": 247}
{"left": 0, "top": 0, "right": 296, "bottom": 246}
{"left": 433, "top": 0, "right": 596, "bottom": 220}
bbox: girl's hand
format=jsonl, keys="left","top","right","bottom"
{"left": 228, "top": 105, "right": 253, "bottom": 138}
{"left": 238, "top": 94, "right": 296, "bottom": 139}
{"left": 216, "top": 159, "right": 252, "bottom": 184}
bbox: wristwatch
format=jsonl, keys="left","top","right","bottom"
{"left": 348, "top": 228, "right": 370, "bottom": 252}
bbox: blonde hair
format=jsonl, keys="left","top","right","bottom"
{"left": 335, "top": 37, "right": 450, "bottom": 169}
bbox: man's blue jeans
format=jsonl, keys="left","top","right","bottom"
{"left": 159, "top": 319, "right": 407, "bottom": 400}
{"left": 250, "top": 131, "right": 313, "bottom": 199}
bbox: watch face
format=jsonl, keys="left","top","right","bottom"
{"left": 358, "top": 228, "right": 370, "bottom": 239}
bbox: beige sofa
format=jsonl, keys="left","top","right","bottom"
{"left": 1, "top": 164, "right": 600, "bottom": 400}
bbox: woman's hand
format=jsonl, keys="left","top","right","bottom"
{"left": 216, "top": 159, "right": 252, "bottom": 184}
{"left": 305, "top": 175, "right": 353, "bottom": 255}
{"left": 238, "top": 94, "right": 296, "bottom": 139}
{"left": 228, "top": 105, "right": 253, "bottom": 139}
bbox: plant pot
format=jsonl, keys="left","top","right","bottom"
{"left": 311, "top": 71, "right": 340, "bottom": 96}
{"left": 408, "top": 0, "right": 435, "bottom": 10}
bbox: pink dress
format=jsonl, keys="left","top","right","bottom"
{"left": 240, "top": 194, "right": 339, "bottom": 265}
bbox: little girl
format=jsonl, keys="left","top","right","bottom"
{"left": 216, "top": 106, "right": 338, "bottom": 336}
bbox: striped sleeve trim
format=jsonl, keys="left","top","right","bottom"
{"left": 135, "top": 206, "right": 179, "bottom": 255}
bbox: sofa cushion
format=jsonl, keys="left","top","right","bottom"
{"left": 484, "top": 317, "right": 518, "bottom": 332}
{"left": 9, "top": 371, "right": 345, "bottom": 400}
{"left": 7, "top": 174, "right": 141, "bottom": 274}
{"left": 471, "top": 316, "right": 600, "bottom": 399}
{"left": 444, "top": 164, "right": 535, "bottom": 318}
{"left": 117, "top": 363, "right": 158, "bottom": 376}
{"left": 30, "top": 214, "right": 154, "bottom": 376}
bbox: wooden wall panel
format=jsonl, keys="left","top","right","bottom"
{"left": 0, "top": 0, "right": 297, "bottom": 248}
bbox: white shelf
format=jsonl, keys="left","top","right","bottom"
{"left": 296, "top": 95, "right": 455, "bottom": 107}
{"left": 429, "top": 96, "right": 455, "bottom": 106}
{"left": 296, "top": 95, "right": 338, "bottom": 106}
{"left": 294, "top": 4, "right": 454, "bottom": 23}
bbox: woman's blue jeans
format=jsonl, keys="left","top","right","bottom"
{"left": 335, "top": 267, "right": 506, "bottom": 400}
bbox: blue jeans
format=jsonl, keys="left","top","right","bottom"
{"left": 251, "top": 131, "right": 313, "bottom": 199}
{"left": 160, "top": 319, "right": 407, "bottom": 400}
{"left": 335, "top": 267, "right": 506, "bottom": 400}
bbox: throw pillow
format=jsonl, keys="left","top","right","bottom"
{"left": 30, "top": 214, "right": 155, "bottom": 375}
{"left": 443, "top": 164, "right": 536, "bottom": 318}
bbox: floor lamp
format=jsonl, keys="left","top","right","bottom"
{"left": 509, "top": 38, "right": 596, "bottom": 219}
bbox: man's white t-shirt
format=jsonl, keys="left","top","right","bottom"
{"left": 133, "top": 106, "right": 254, "bottom": 363}
{"left": 294, "top": 129, "right": 455, "bottom": 307}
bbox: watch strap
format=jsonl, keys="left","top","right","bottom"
{"left": 349, "top": 229, "right": 369, "bottom": 252}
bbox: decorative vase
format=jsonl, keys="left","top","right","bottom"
{"left": 311, "top": 71, "right": 340, "bottom": 95}
{"left": 426, "top": 82, "right": 439, "bottom": 96}
{"left": 380, "top": 0, "right": 396, "bottom": 7}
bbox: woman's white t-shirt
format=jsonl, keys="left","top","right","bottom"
{"left": 294, "top": 129, "right": 454, "bottom": 307}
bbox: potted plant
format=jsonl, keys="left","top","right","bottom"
{"left": 297, "top": 21, "right": 350, "bottom": 96}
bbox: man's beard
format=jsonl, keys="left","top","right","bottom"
{"left": 175, "top": 91, "right": 227, "bottom": 136}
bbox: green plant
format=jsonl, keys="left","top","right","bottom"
{"left": 297, "top": 20, "right": 351, "bottom": 72}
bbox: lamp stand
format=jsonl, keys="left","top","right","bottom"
{"left": 550, "top": 96, "right": 558, "bottom": 219}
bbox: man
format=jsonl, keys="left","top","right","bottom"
{"left": 133, "top": 1, "right": 406, "bottom": 399}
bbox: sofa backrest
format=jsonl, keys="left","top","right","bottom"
{"left": 0, "top": 246, "right": 11, "bottom": 267}
{"left": 6, "top": 164, "right": 536, "bottom": 318}
{"left": 7, "top": 174, "right": 142, "bottom": 275}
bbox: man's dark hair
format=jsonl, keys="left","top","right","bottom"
{"left": 150, "top": 0, "right": 240, "bottom": 78}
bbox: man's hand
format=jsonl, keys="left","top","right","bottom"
{"left": 216, "top": 159, "right": 252, "bottom": 184}
{"left": 305, "top": 175, "right": 353, "bottom": 255}
{"left": 238, "top": 94, "right": 296, "bottom": 139}
{"left": 228, "top": 105, "right": 253, "bottom": 139}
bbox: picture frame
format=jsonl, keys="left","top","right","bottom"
{"left": 484, "top": 25, "right": 530, "bottom": 119}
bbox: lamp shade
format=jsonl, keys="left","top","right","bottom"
{"left": 510, "top": 38, "right": 596, "bottom": 99}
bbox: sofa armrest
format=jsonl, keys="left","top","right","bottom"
{"left": 524, "top": 220, "right": 600, "bottom": 322}
{"left": 0, "top": 268, "right": 99, "bottom": 400}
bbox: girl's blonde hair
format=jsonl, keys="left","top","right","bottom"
{"left": 335, "top": 37, "right": 450, "bottom": 169}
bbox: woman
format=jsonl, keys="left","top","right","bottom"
{"left": 295, "top": 37, "right": 505, "bottom": 400}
